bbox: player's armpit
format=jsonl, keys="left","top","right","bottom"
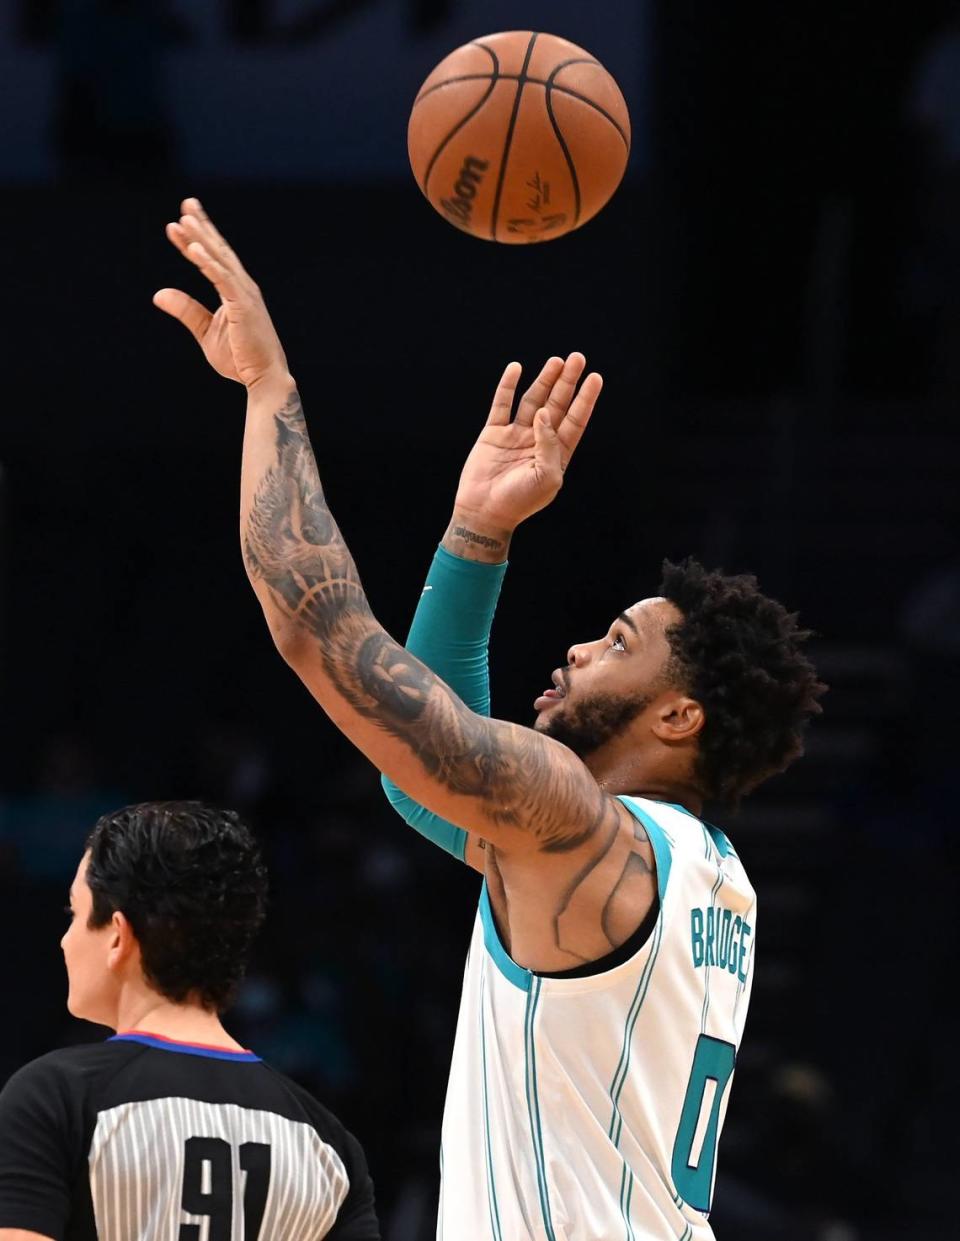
{"left": 0, "top": 1231, "right": 57, "bottom": 1240}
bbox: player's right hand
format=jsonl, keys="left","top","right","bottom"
{"left": 153, "top": 198, "right": 290, "bottom": 392}
{"left": 452, "top": 353, "right": 603, "bottom": 532}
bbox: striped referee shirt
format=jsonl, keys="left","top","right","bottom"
{"left": 0, "top": 1031, "right": 379, "bottom": 1240}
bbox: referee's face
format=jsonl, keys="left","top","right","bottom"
{"left": 61, "top": 853, "right": 120, "bottom": 1026}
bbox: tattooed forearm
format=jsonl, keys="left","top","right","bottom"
{"left": 244, "top": 393, "right": 372, "bottom": 640}
{"left": 243, "top": 391, "right": 604, "bottom": 849}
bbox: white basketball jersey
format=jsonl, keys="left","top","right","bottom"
{"left": 438, "top": 796, "right": 757, "bottom": 1241}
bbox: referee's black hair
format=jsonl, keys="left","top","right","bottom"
{"left": 85, "top": 801, "right": 268, "bottom": 1011}
{"left": 659, "top": 558, "right": 827, "bottom": 807}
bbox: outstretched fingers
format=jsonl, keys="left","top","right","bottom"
{"left": 486, "top": 361, "right": 523, "bottom": 425}
{"left": 165, "top": 220, "right": 193, "bottom": 260}
{"left": 177, "top": 235, "right": 245, "bottom": 304}
{"left": 540, "top": 352, "right": 587, "bottom": 429}
{"left": 533, "top": 407, "right": 563, "bottom": 484}
{"left": 178, "top": 198, "right": 255, "bottom": 296}
{"left": 557, "top": 371, "right": 603, "bottom": 460}
{"left": 514, "top": 356, "right": 565, "bottom": 426}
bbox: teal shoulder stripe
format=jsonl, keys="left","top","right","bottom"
{"left": 655, "top": 799, "right": 739, "bottom": 862}
{"left": 706, "top": 823, "right": 737, "bottom": 858}
{"left": 617, "top": 797, "right": 673, "bottom": 905}
{"left": 480, "top": 881, "right": 532, "bottom": 993}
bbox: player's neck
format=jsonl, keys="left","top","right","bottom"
{"left": 585, "top": 751, "right": 703, "bottom": 818}
{"left": 113, "top": 990, "right": 245, "bottom": 1052}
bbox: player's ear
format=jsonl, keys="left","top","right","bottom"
{"left": 652, "top": 695, "right": 704, "bottom": 743}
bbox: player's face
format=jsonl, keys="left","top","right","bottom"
{"left": 533, "top": 598, "right": 683, "bottom": 757}
{"left": 61, "top": 853, "right": 119, "bottom": 1026}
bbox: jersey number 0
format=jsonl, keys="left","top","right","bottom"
{"left": 179, "top": 1137, "right": 271, "bottom": 1240}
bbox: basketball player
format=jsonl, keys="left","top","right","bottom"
{"left": 156, "top": 200, "right": 825, "bottom": 1239}
{"left": 0, "top": 801, "right": 379, "bottom": 1241}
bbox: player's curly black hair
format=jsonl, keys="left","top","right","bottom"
{"left": 85, "top": 801, "right": 268, "bottom": 1012}
{"left": 658, "top": 558, "right": 827, "bottom": 807}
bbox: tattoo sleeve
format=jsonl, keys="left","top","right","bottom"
{"left": 242, "top": 390, "right": 613, "bottom": 851}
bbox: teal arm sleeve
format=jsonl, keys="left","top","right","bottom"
{"left": 380, "top": 545, "right": 508, "bottom": 862}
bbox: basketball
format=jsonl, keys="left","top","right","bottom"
{"left": 408, "top": 31, "right": 631, "bottom": 244}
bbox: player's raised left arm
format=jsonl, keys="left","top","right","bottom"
{"left": 156, "top": 200, "right": 620, "bottom": 856}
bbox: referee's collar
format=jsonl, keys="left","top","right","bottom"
{"left": 111, "top": 1030, "right": 262, "bottom": 1062}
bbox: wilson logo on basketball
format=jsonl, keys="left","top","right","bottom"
{"left": 440, "top": 156, "right": 489, "bottom": 229}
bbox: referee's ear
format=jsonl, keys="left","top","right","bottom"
{"left": 106, "top": 911, "right": 141, "bottom": 978}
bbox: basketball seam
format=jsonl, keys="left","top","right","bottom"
{"left": 412, "top": 40, "right": 502, "bottom": 106}
{"left": 547, "top": 84, "right": 630, "bottom": 150}
{"left": 489, "top": 31, "right": 539, "bottom": 241}
{"left": 413, "top": 59, "right": 599, "bottom": 107}
{"left": 545, "top": 56, "right": 629, "bottom": 147}
{"left": 421, "top": 46, "right": 501, "bottom": 197}
{"left": 413, "top": 75, "right": 630, "bottom": 151}
{"left": 544, "top": 85, "right": 580, "bottom": 228}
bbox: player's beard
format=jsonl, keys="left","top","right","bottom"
{"left": 536, "top": 689, "right": 653, "bottom": 759}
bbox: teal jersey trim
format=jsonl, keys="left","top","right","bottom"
{"left": 663, "top": 800, "right": 738, "bottom": 860}
{"left": 524, "top": 977, "right": 557, "bottom": 1241}
{"left": 617, "top": 797, "right": 674, "bottom": 906}
{"left": 609, "top": 913, "right": 666, "bottom": 1236}
{"left": 439, "top": 1144, "right": 445, "bottom": 1241}
{"left": 479, "top": 973, "right": 504, "bottom": 1241}
{"left": 700, "top": 861, "right": 725, "bottom": 1034}
{"left": 706, "top": 823, "right": 737, "bottom": 859}
{"left": 607, "top": 914, "right": 666, "bottom": 1145}
{"left": 480, "top": 881, "right": 532, "bottom": 992}
{"left": 619, "top": 1161, "right": 637, "bottom": 1241}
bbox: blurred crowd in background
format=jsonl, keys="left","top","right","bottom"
{"left": 1, "top": 3, "right": 958, "bottom": 1238}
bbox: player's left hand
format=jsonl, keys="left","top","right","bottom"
{"left": 452, "top": 353, "right": 603, "bottom": 532}
{"left": 154, "top": 199, "right": 290, "bottom": 391}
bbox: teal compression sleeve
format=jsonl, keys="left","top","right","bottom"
{"left": 381, "top": 545, "right": 507, "bottom": 862}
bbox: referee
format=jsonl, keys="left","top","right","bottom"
{"left": 0, "top": 801, "right": 379, "bottom": 1241}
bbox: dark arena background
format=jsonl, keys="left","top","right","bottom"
{"left": 1, "top": 3, "right": 957, "bottom": 1238}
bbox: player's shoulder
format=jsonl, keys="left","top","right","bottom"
{"left": 619, "top": 796, "right": 753, "bottom": 889}
{"left": 617, "top": 794, "right": 709, "bottom": 860}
